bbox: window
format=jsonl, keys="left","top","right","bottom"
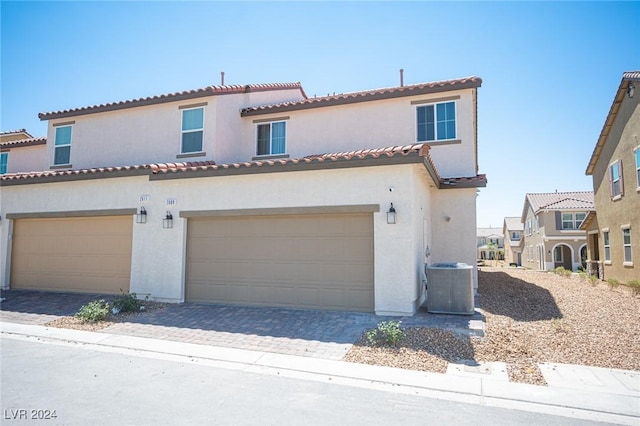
{"left": 0, "top": 152, "right": 7, "bottom": 174}
{"left": 181, "top": 107, "right": 204, "bottom": 153}
{"left": 256, "top": 121, "right": 286, "bottom": 156}
{"left": 561, "top": 212, "right": 587, "bottom": 230}
{"left": 54, "top": 125, "right": 72, "bottom": 165}
{"left": 511, "top": 231, "right": 520, "bottom": 241}
{"left": 603, "top": 231, "right": 611, "bottom": 262}
{"left": 575, "top": 212, "right": 586, "bottom": 229}
{"left": 622, "top": 227, "right": 632, "bottom": 263}
{"left": 526, "top": 220, "right": 532, "bottom": 236}
{"left": 416, "top": 101, "right": 456, "bottom": 142}
{"left": 553, "top": 246, "right": 563, "bottom": 262}
{"left": 635, "top": 147, "right": 640, "bottom": 188}
{"left": 609, "top": 160, "right": 624, "bottom": 199}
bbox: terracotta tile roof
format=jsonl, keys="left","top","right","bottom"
{"left": 586, "top": 71, "right": 640, "bottom": 175}
{"left": 241, "top": 76, "right": 482, "bottom": 116}
{"left": 0, "top": 137, "right": 47, "bottom": 149}
{"left": 1, "top": 129, "right": 31, "bottom": 137}
{"left": 504, "top": 217, "right": 524, "bottom": 231}
{"left": 1, "top": 144, "right": 487, "bottom": 190}
{"left": 522, "top": 191, "right": 595, "bottom": 220}
{"left": 38, "top": 83, "right": 307, "bottom": 121}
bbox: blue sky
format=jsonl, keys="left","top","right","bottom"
{"left": 2, "top": 1, "right": 639, "bottom": 227}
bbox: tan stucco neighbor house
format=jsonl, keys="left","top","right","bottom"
{"left": 476, "top": 227, "right": 504, "bottom": 261}
{"left": 582, "top": 71, "right": 639, "bottom": 283}
{"left": 0, "top": 76, "right": 487, "bottom": 316}
{"left": 0, "top": 129, "right": 46, "bottom": 175}
{"left": 520, "top": 192, "right": 594, "bottom": 272}
{"left": 503, "top": 217, "right": 523, "bottom": 266}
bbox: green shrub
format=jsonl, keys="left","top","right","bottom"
{"left": 554, "top": 267, "right": 572, "bottom": 278}
{"left": 366, "top": 321, "right": 404, "bottom": 346}
{"left": 76, "top": 300, "right": 110, "bottom": 322}
{"left": 577, "top": 271, "right": 587, "bottom": 281}
{"left": 607, "top": 278, "right": 620, "bottom": 290}
{"left": 627, "top": 279, "right": 640, "bottom": 296}
{"left": 112, "top": 291, "right": 144, "bottom": 313}
{"left": 588, "top": 275, "right": 599, "bottom": 286}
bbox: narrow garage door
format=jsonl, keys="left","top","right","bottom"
{"left": 11, "top": 216, "right": 133, "bottom": 294}
{"left": 186, "top": 213, "right": 374, "bottom": 312}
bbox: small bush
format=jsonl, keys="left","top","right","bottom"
{"left": 577, "top": 271, "right": 587, "bottom": 281}
{"left": 607, "top": 278, "right": 620, "bottom": 290}
{"left": 366, "top": 321, "right": 404, "bottom": 346}
{"left": 112, "top": 291, "right": 144, "bottom": 313}
{"left": 627, "top": 279, "right": 640, "bottom": 296}
{"left": 588, "top": 275, "right": 599, "bottom": 286}
{"left": 76, "top": 300, "right": 110, "bottom": 323}
{"left": 554, "top": 267, "right": 572, "bottom": 278}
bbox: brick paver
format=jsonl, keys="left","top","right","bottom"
{"left": 1, "top": 290, "right": 484, "bottom": 361}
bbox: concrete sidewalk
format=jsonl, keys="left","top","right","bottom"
{"left": 2, "top": 321, "right": 638, "bottom": 425}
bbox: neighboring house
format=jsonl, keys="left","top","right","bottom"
{"left": 582, "top": 71, "right": 639, "bottom": 283}
{"left": 520, "top": 192, "right": 594, "bottom": 271}
{"left": 476, "top": 227, "right": 504, "bottom": 261}
{"left": 0, "top": 76, "right": 487, "bottom": 316}
{"left": 503, "top": 217, "right": 523, "bottom": 266}
{"left": 0, "top": 129, "right": 46, "bottom": 175}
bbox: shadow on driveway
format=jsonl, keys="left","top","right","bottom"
{"left": 478, "top": 270, "right": 562, "bottom": 321}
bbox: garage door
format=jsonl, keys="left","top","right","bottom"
{"left": 11, "top": 216, "right": 133, "bottom": 294}
{"left": 186, "top": 213, "right": 374, "bottom": 312}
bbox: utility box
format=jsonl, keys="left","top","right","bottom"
{"left": 425, "top": 263, "right": 474, "bottom": 315}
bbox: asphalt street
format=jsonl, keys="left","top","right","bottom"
{"left": 1, "top": 337, "right": 613, "bottom": 426}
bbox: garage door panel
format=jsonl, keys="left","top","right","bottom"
{"left": 11, "top": 217, "right": 132, "bottom": 294}
{"left": 186, "top": 213, "right": 374, "bottom": 312}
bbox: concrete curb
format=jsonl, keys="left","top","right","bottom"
{"left": 2, "top": 321, "right": 638, "bottom": 425}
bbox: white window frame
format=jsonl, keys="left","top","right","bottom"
{"left": 416, "top": 101, "right": 457, "bottom": 142}
{"left": 609, "top": 160, "right": 623, "bottom": 199}
{"left": 634, "top": 146, "right": 640, "bottom": 191}
{"left": 511, "top": 231, "right": 520, "bottom": 241}
{"left": 622, "top": 226, "right": 632, "bottom": 265}
{"left": 603, "top": 229, "right": 611, "bottom": 263}
{"left": 0, "top": 152, "right": 7, "bottom": 174}
{"left": 256, "top": 121, "right": 287, "bottom": 156}
{"left": 561, "top": 212, "right": 587, "bottom": 230}
{"left": 181, "top": 106, "right": 204, "bottom": 154}
{"left": 53, "top": 125, "right": 72, "bottom": 166}
{"left": 554, "top": 245, "right": 563, "bottom": 262}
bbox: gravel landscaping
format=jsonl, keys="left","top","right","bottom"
{"left": 344, "top": 267, "right": 640, "bottom": 385}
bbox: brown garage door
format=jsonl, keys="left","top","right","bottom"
{"left": 186, "top": 213, "right": 374, "bottom": 312}
{"left": 11, "top": 216, "right": 133, "bottom": 294}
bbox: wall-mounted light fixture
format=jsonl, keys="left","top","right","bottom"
{"left": 628, "top": 82, "right": 635, "bottom": 99}
{"left": 387, "top": 203, "right": 397, "bottom": 224}
{"left": 163, "top": 211, "right": 173, "bottom": 229}
{"left": 136, "top": 207, "right": 147, "bottom": 224}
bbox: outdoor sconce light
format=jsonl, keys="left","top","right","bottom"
{"left": 387, "top": 203, "right": 397, "bottom": 224}
{"left": 163, "top": 211, "right": 173, "bottom": 229}
{"left": 136, "top": 206, "right": 147, "bottom": 224}
{"left": 628, "top": 82, "right": 635, "bottom": 99}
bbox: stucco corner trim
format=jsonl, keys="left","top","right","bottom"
{"left": 180, "top": 204, "right": 380, "bottom": 218}
{"left": 6, "top": 208, "right": 137, "bottom": 219}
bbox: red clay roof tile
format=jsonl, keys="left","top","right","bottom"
{"left": 0, "top": 137, "right": 47, "bottom": 148}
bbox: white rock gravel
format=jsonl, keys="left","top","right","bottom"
{"left": 345, "top": 268, "right": 640, "bottom": 386}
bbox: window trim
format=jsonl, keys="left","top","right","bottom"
{"left": 603, "top": 229, "right": 611, "bottom": 264}
{"left": 181, "top": 106, "right": 205, "bottom": 154}
{"left": 415, "top": 100, "right": 458, "bottom": 143}
{"left": 0, "top": 152, "right": 7, "bottom": 174}
{"left": 634, "top": 145, "right": 640, "bottom": 192}
{"left": 53, "top": 124, "right": 73, "bottom": 166}
{"left": 255, "top": 120, "right": 287, "bottom": 157}
{"left": 608, "top": 159, "right": 624, "bottom": 200}
{"left": 622, "top": 226, "right": 632, "bottom": 265}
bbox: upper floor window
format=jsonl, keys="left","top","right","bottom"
{"left": 0, "top": 152, "right": 7, "bottom": 174}
{"left": 181, "top": 107, "right": 204, "bottom": 153}
{"left": 561, "top": 212, "right": 587, "bottom": 230}
{"left": 511, "top": 231, "right": 521, "bottom": 241}
{"left": 622, "top": 227, "right": 632, "bottom": 263}
{"left": 635, "top": 147, "right": 640, "bottom": 189}
{"left": 416, "top": 101, "right": 456, "bottom": 142}
{"left": 603, "top": 230, "right": 611, "bottom": 262}
{"left": 256, "top": 121, "right": 286, "bottom": 156}
{"left": 54, "top": 125, "right": 72, "bottom": 165}
{"left": 608, "top": 160, "right": 623, "bottom": 199}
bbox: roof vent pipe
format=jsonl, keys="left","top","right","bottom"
{"left": 221, "top": 71, "right": 225, "bottom": 86}
{"left": 400, "top": 69, "right": 404, "bottom": 87}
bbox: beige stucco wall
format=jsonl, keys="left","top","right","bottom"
{"left": 0, "top": 163, "right": 477, "bottom": 315}
{"left": 589, "top": 94, "right": 639, "bottom": 283}
{"left": 4, "top": 145, "right": 47, "bottom": 174}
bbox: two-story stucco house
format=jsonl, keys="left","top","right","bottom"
{"left": 502, "top": 217, "right": 523, "bottom": 266}
{"left": 0, "top": 76, "right": 487, "bottom": 316}
{"left": 520, "top": 192, "right": 594, "bottom": 271}
{"left": 582, "top": 71, "right": 639, "bottom": 283}
{"left": 476, "top": 227, "right": 504, "bottom": 261}
{"left": 0, "top": 129, "right": 47, "bottom": 175}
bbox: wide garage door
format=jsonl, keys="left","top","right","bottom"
{"left": 186, "top": 213, "right": 374, "bottom": 312}
{"left": 11, "top": 216, "right": 133, "bottom": 294}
